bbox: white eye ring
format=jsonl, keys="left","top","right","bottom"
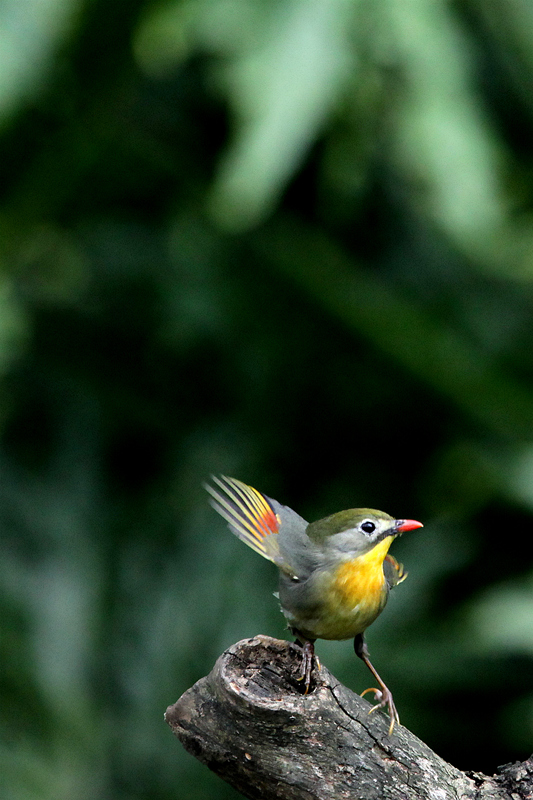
{"left": 360, "top": 520, "right": 376, "bottom": 535}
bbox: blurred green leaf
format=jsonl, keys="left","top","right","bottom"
{"left": 0, "top": 0, "right": 82, "bottom": 125}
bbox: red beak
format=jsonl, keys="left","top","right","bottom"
{"left": 395, "top": 519, "right": 424, "bottom": 533}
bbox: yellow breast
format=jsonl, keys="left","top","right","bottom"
{"left": 312, "top": 536, "right": 394, "bottom": 640}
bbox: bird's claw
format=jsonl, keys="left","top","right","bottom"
{"left": 361, "top": 686, "right": 399, "bottom": 736}
{"left": 296, "top": 640, "right": 315, "bottom": 694}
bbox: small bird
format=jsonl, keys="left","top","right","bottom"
{"left": 206, "top": 475, "right": 423, "bottom": 734}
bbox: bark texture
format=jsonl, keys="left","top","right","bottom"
{"left": 165, "top": 635, "right": 532, "bottom": 800}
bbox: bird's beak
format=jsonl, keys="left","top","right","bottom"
{"left": 394, "top": 519, "right": 424, "bottom": 534}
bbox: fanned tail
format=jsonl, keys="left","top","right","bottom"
{"left": 205, "top": 475, "right": 282, "bottom": 563}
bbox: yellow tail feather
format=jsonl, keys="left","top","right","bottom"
{"left": 205, "top": 475, "right": 281, "bottom": 562}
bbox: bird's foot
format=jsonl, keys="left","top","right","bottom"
{"left": 296, "top": 640, "right": 315, "bottom": 694}
{"left": 361, "top": 686, "right": 400, "bottom": 736}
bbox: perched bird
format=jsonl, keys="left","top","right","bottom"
{"left": 206, "top": 475, "right": 423, "bottom": 734}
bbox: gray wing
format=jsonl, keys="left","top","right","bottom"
{"left": 383, "top": 554, "right": 407, "bottom": 589}
{"left": 206, "top": 476, "right": 317, "bottom": 580}
{"left": 268, "top": 497, "right": 321, "bottom": 581}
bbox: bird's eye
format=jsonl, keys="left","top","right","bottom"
{"left": 361, "top": 520, "right": 376, "bottom": 534}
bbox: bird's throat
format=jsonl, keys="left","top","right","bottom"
{"left": 291, "top": 535, "right": 396, "bottom": 641}
{"left": 331, "top": 535, "right": 394, "bottom": 612}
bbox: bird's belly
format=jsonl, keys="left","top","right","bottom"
{"left": 315, "top": 571, "right": 387, "bottom": 639}
{"left": 283, "top": 553, "right": 389, "bottom": 640}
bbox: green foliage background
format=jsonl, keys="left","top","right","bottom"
{"left": 2, "top": 1, "right": 533, "bottom": 797}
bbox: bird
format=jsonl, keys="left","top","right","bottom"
{"left": 205, "top": 475, "right": 423, "bottom": 734}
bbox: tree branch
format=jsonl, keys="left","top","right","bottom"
{"left": 165, "top": 635, "right": 531, "bottom": 800}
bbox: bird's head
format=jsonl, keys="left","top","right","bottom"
{"left": 307, "top": 508, "right": 423, "bottom": 561}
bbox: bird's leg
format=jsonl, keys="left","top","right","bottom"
{"left": 354, "top": 633, "right": 399, "bottom": 735}
{"left": 292, "top": 629, "right": 316, "bottom": 694}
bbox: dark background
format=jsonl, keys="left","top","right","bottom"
{"left": 2, "top": 1, "right": 533, "bottom": 798}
